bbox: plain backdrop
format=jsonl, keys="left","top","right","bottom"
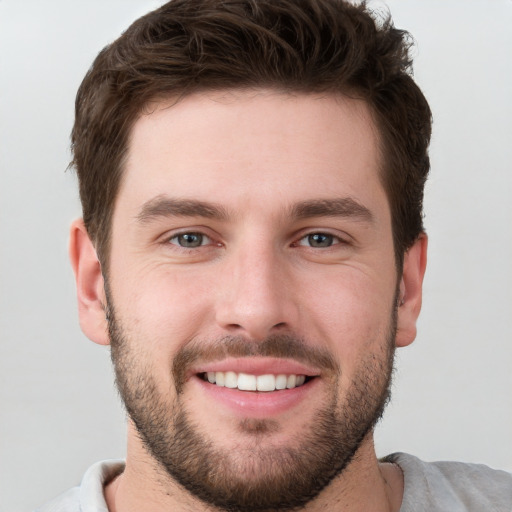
{"left": 0, "top": 1, "right": 511, "bottom": 511}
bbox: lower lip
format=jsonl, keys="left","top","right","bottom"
{"left": 193, "top": 376, "right": 319, "bottom": 418}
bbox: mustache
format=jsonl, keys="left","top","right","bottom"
{"left": 172, "top": 334, "right": 339, "bottom": 394}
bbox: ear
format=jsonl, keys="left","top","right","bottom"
{"left": 395, "top": 233, "right": 428, "bottom": 348}
{"left": 69, "top": 219, "right": 110, "bottom": 345}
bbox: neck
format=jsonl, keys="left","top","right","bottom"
{"left": 105, "top": 428, "right": 403, "bottom": 512}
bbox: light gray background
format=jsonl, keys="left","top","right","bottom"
{"left": 1, "top": 1, "right": 511, "bottom": 511}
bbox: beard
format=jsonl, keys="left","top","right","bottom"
{"left": 107, "top": 294, "right": 396, "bottom": 512}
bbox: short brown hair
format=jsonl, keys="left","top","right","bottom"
{"left": 72, "top": 0, "right": 431, "bottom": 271}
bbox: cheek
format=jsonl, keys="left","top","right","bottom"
{"left": 297, "top": 269, "right": 395, "bottom": 366}
{"left": 111, "top": 264, "right": 217, "bottom": 355}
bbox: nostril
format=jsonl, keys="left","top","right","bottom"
{"left": 225, "top": 323, "right": 243, "bottom": 332}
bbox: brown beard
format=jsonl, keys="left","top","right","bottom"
{"left": 108, "top": 295, "right": 396, "bottom": 512}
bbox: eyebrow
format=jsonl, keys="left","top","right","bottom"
{"left": 290, "top": 198, "right": 373, "bottom": 223}
{"left": 136, "top": 195, "right": 373, "bottom": 224}
{"left": 137, "top": 196, "right": 229, "bottom": 223}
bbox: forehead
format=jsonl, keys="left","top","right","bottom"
{"left": 118, "top": 90, "right": 386, "bottom": 220}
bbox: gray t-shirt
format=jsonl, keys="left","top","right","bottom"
{"left": 36, "top": 453, "right": 512, "bottom": 512}
{"left": 384, "top": 453, "right": 512, "bottom": 511}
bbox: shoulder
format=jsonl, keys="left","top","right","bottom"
{"left": 35, "top": 486, "right": 81, "bottom": 512}
{"left": 35, "top": 459, "right": 125, "bottom": 512}
{"left": 384, "top": 452, "right": 512, "bottom": 512}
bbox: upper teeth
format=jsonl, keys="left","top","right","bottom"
{"left": 205, "top": 372, "right": 306, "bottom": 392}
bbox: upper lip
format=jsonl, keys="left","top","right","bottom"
{"left": 189, "top": 357, "right": 321, "bottom": 379}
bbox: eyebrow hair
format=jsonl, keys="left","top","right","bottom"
{"left": 136, "top": 195, "right": 373, "bottom": 225}
{"left": 290, "top": 198, "right": 373, "bottom": 222}
{"left": 137, "top": 195, "right": 229, "bottom": 223}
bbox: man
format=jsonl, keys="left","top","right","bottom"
{"left": 37, "top": 0, "right": 512, "bottom": 511}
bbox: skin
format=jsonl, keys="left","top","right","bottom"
{"left": 70, "top": 90, "right": 427, "bottom": 511}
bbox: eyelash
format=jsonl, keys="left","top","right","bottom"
{"left": 165, "top": 230, "right": 348, "bottom": 251}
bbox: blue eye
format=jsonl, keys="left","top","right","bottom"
{"left": 170, "top": 232, "right": 209, "bottom": 248}
{"left": 298, "top": 233, "right": 337, "bottom": 248}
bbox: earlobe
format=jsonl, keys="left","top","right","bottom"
{"left": 69, "top": 219, "right": 110, "bottom": 346}
{"left": 395, "top": 234, "right": 428, "bottom": 348}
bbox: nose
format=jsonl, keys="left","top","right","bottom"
{"left": 215, "top": 244, "right": 299, "bottom": 340}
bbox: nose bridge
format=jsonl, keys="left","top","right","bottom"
{"left": 215, "top": 238, "right": 296, "bottom": 339}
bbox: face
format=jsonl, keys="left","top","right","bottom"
{"left": 106, "top": 91, "right": 400, "bottom": 510}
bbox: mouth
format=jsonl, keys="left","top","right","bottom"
{"left": 189, "top": 357, "right": 322, "bottom": 417}
{"left": 199, "top": 371, "right": 312, "bottom": 391}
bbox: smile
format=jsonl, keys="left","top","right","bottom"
{"left": 200, "top": 371, "right": 308, "bottom": 391}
